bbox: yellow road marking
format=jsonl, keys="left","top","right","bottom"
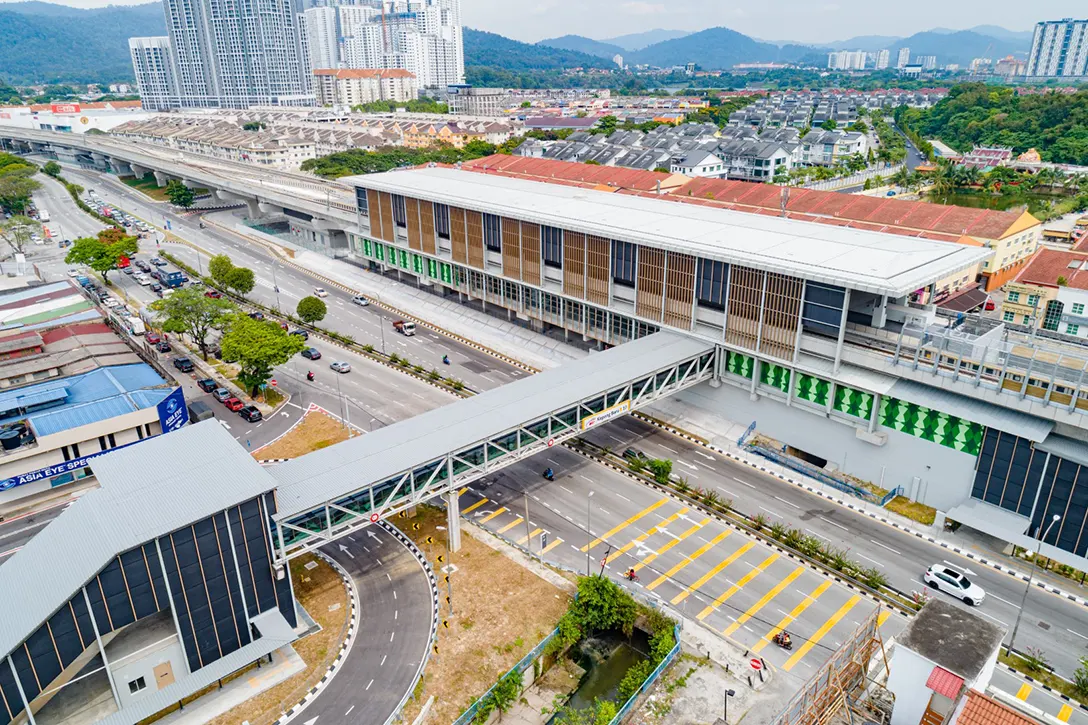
{"left": 461, "top": 498, "right": 489, "bottom": 515}
{"left": 458, "top": 487, "right": 468, "bottom": 496}
{"left": 518, "top": 527, "right": 543, "bottom": 545}
{"left": 877, "top": 610, "right": 891, "bottom": 627}
{"left": 648, "top": 530, "right": 731, "bottom": 591}
{"left": 697, "top": 553, "right": 779, "bottom": 620}
{"left": 1057, "top": 704, "right": 1074, "bottom": 722}
{"left": 671, "top": 541, "right": 755, "bottom": 605}
{"left": 581, "top": 498, "right": 670, "bottom": 552}
{"left": 1016, "top": 683, "right": 1033, "bottom": 701}
{"left": 609, "top": 508, "right": 688, "bottom": 560}
{"left": 634, "top": 518, "right": 708, "bottom": 573}
{"left": 724, "top": 566, "right": 805, "bottom": 636}
{"left": 541, "top": 537, "right": 564, "bottom": 554}
{"left": 752, "top": 580, "right": 833, "bottom": 654}
{"left": 498, "top": 517, "right": 524, "bottom": 534}
{"left": 480, "top": 507, "right": 506, "bottom": 523}
{"left": 782, "top": 595, "right": 862, "bottom": 671}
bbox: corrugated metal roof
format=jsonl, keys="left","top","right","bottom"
{"left": 272, "top": 331, "right": 713, "bottom": 518}
{"left": 0, "top": 421, "right": 280, "bottom": 664}
{"left": 1035, "top": 433, "right": 1088, "bottom": 468}
{"left": 887, "top": 379, "right": 1054, "bottom": 442}
{"left": 0, "top": 386, "right": 69, "bottom": 417}
{"left": 350, "top": 167, "right": 991, "bottom": 297}
{"left": 30, "top": 396, "right": 142, "bottom": 437}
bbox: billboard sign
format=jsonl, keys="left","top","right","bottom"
{"left": 50, "top": 103, "right": 80, "bottom": 114}
{"left": 157, "top": 386, "right": 188, "bottom": 433}
{"left": 0, "top": 437, "right": 147, "bottom": 492}
{"left": 580, "top": 401, "right": 630, "bottom": 431}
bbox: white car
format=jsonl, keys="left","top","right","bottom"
{"left": 135, "top": 274, "right": 152, "bottom": 286}
{"left": 67, "top": 269, "right": 81, "bottom": 278}
{"left": 330, "top": 361, "right": 351, "bottom": 373}
{"left": 314, "top": 288, "right": 328, "bottom": 298}
{"left": 924, "top": 564, "right": 985, "bottom": 606}
{"left": 102, "top": 298, "right": 124, "bottom": 309}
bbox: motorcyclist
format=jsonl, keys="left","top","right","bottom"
{"left": 625, "top": 568, "right": 637, "bottom": 581}
{"left": 443, "top": 355, "right": 450, "bottom": 365}
{"left": 543, "top": 467, "right": 554, "bottom": 480}
{"left": 306, "top": 371, "right": 314, "bottom": 381}
{"left": 776, "top": 631, "right": 792, "bottom": 648}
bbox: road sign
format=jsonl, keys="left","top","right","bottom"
{"left": 547, "top": 438, "right": 556, "bottom": 447}
{"left": 541, "top": 532, "right": 548, "bottom": 549}
{"left": 750, "top": 658, "right": 763, "bottom": 670}
{"left": 270, "top": 379, "right": 277, "bottom": 387}
{"left": 369, "top": 513, "right": 380, "bottom": 523}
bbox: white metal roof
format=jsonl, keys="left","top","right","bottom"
{"left": 0, "top": 421, "right": 280, "bottom": 662}
{"left": 349, "top": 167, "right": 992, "bottom": 297}
{"left": 271, "top": 331, "right": 713, "bottom": 519}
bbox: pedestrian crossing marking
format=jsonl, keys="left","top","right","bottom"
{"left": 752, "top": 580, "right": 834, "bottom": 654}
{"left": 723, "top": 566, "right": 805, "bottom": 637}
{"left": 582, "top": 498, "right": 670, "bottom": 552}
{"left": 782, "top": 595, "right": 862, "bottom": 671}
{"left": 697, "top": 553, "right": 779, "bottom": 621}
{"left": 647, "top": 529, "right": 731, "bottom": 591}
{"left": 671, "top": 541, "right": 755, "bottom": 605}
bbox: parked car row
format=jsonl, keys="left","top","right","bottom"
{"left": 194, "top": 377, "right": 263, "bottom": 422}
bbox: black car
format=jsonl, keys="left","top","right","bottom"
{"left": 151, "top": 258, "right": 167, "bottom": 267}
{"left": 623, "top": 448, "right": 648, "bottom": 463}
{"left": 173, "top": 357, "right": 194, "bottom": 373}
{"left": 301, "top": 347, "right": 321, "bottom": 360}
{"left": 135, "top": 260, "right": 150, "bottom": 272}
{"left": 197, "top": 378, "right": 217, "bottom": 393}
{"left": 150, "top": 282, "right": 163, "bottom": 293}
{"left": 248, "top": 311, "right": 265, "bottom": 321}
{"left": 289, "top": 329, "right": 309, "bottom": 340}
{"left": 122, "top": 267, "right": 135, "bottom": 275}
{"left": 239, "top": 406, "right": 263, "bottom": 422}
{"left": 157, "top": 341, "right": 172, "bottom": 353}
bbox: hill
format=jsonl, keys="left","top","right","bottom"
{"left": 537, "top": 35, "right": 625, "bottom": 59}
{"left": 0, "top": 1, "right": 165, "bottom": 84}
{"left": 630, "top": 27, "right": 812, "bottom": 69}
{"left": 603, "top": 29, "right": 689, "bottom": 51}
{"left": 464, "top": 28, "right": 613, "bottom": 71}
{"left": 888, "top": 30, "right": 1028, "bottom": 67}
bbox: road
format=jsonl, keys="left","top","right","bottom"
{"left": 33, "top": 159, "right": 1088, "bottom": 717}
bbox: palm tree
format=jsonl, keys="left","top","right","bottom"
{"left": 891, "top": 166, "right": 911, "bottom": 189}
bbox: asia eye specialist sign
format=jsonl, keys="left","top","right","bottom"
{"left": 157, "top": 386, "right": 188, "bottom": 434}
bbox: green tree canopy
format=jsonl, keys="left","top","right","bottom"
{"left": 64, "top": 229, "right": 138, "bottom": 281}
{"left": 219, "top": 314, "right": 306, "bottom": 396}
{"left": 300, "top": 142, "right": 499, "bottom": 179}
{"left": 208, "top": 254, "right": 234, "bottom": 287}
{"left": 164, "top": 180, "right": 194, "bottom": 208}
{"left": 207, "top": 253, "right": 255, "bottom": 295}
{"left": 149, "top": 287, "right": 236, "bottom": 360}
{"left": 820, "top": 119, "right": 838, "bottom": 131}
{"left": 226, "top": 267, "right": 254, "bottom": 296}
{"left": 241, "top": 121, "right": 266, "bottom": 131}
{"left": 0, "top": 156, "right": 40, "bottom": 215}
{"left": 0, "top": 215, "right": 41, "bottom": 255}
{"left": 42, "top": 161, "right": 61, "bottom": 178}
{"left": 296, "top": 295, "right": 327, "bottom": 324}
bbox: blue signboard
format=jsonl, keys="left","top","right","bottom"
{"left": 157, "top": 386, "right": 188, "bottom": 434}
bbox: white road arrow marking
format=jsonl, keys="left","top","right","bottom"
{"left": 281, "top": 411, "right": 290, "bottom": 417}
{"left": 368, "top": 531, "right": 380, "bottom": 541}
{"left": 303, "top": 718, "right": 318, "bottom": 725}
{"left": 338, "top": 544, "right": 355, "bottom": 559}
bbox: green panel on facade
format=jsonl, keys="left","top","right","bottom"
{"left": 759, "top": 362, "right": 791, "bottom": 394}
{"left": 412, "top": 253, "right": 424, "bottom": 274}
{"left": 427, "top": 258, "right": 439, "bottom": 279}
{"left": 725, "top": 351, "right": 754, "bottom": 379}
{"left": 440, "top": 263, "right": 453, "bottom": 285}
{"left": 833, "top": 385, "right": 874, "bottom": 421}
{"left": 878, "top": 397, "right": 984, "bottom": 456}
{"left": 375, "top": 244, "right": 385, "bottom": 262}
{"left": 794, "top": 373, "right": 830, "bottom": 407}
{"left": 363, "top": 239, "right": 373, "bottom": 257}
{"left": 398, "top": 249, "right": 410, "bottom": 269}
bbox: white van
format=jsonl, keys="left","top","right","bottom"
{"left": 127, "top": 316, "right": 146, "bottom": 336}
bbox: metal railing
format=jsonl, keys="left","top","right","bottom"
{"left": 747, "top": 443, "right": 891, "bottom": 506}
{"left": 450, "top": 628, "right": 560, "bottom": 725}
{"left": 607, "top": 624, "right": 682, "bottom": 725}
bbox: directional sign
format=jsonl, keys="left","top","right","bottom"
{"left": 541, "top": 532, "right": 548, "bottom": 549}
{"left": 369, "top": 513, "right": 380, "bottom": 523}
{"left": 412, "top": 523, "right": 420, "bottom": 530}
{"left": 337, "top": 543, "right": 355, "bottom": 560}
{"left": 437, "top": 554, "right": 445, "bottom": 564}
{"left": 432, "top": 644, "right": 439, "bottom": 655}
{"left": 425, "top": 536, "right": 434, "bottom": 545}
{"left": 750, "top": 658, "right": 763, "bottom": 671}
{"left": 442, "top": 619, "right": 450, "bottom": 629}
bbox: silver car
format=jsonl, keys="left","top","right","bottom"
{"left": 330, "top": 361, "right": 351, "bottom": 373}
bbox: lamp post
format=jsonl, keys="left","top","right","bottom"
{"left": 1008, "top": 513, "right": 1061, "bottom": 655}
{"left": 585, "top": 490, "right": 594, "bottom": 576}
{"left": 724, "top": 689, "right": 735, "bottom": 722}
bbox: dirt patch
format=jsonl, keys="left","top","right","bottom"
{"left": 253, "top": 409, "right": 359, "bottom": 459}
{"left": 399, "top": 506, "right": 571, "bottom": 724}
{"left": 885, "top": 496, "right": 937, "bottom": 525}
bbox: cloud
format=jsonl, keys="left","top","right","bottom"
{"left": 621, "top": 1, "right": 668, "bottom": 14}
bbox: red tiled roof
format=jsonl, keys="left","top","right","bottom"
{"left": 39, "top": 322, "right": 113, "bottom": 344}
{"left": 0, "top": 288, "right": 79, "bottom": 311}
{"left": 926, "top": 666, "right": 964, "bottom": 699}
{"left": 463, "top": 155, "right": 680, "bottom": 194}
{"left": 1013, "top": 248, "right": 1088, "bottom": 290}
{"left": 956, "top": 690, "right": 1037, "bottom": 725}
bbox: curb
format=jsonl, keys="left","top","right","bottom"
{"left": 272, "top": 552, "right": 359, "bottom": 725}
{"left": 998, "top": 662, "right": 1088, "bottom": 713}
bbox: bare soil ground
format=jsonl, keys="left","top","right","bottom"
{"left": 398, "top": 506, "right": 571, "bottom": 724}
{"left": 253, "top": 409, "right": 359, "bottom": 459}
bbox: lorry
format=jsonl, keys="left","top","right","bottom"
{"left": 392, "top": 320, "right": 416, "bottom": 336}
{"left": 126, "top": 316, "right": 146, "bottom": 336}
{"left": 163, "top": 271, "right": 186, "bottom": 289}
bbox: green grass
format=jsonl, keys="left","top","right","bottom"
{"left": 885, "top": 496, "right": 937, "bottom": 525}
{"left": 999, "top": 651, "right": 1087, "bottom": 706}
{"left": 120, "top": 174, "right": 207, "bottom": 202}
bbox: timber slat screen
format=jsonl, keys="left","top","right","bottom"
{"left": 367, "top": 189, "right": 387, "bottom": 242}
{"left": 466, "top": 210, "right": 485, "bottom": 269}
{"left": 405, "top": 197, "right": 422, "bottom": 251}
{"left": 419, "top": 200, "right": 436, "bottom": 254}
{"left": 377, "top": 192, "right": 395, "bottom": 243}
{"left": 726, "top": 265, "right": 763, "bottom": 352}
{"left": 521, "top": 223, "right": 542, "bottom": 286}
{"left": 636, "top": 246, "right": 665, "bottom": 322}
{"left": 563, "top": 231, "right": 587, "bottom": 298}
{"left": 450, "top": 206, "right": 468, "bottom": 264}
{"left": 761, "top": 273, "right": 804, "bottom": 359}
{"left": 664, "top": 252, "right": 696, "bottom": 329}
{"left": 585, "top": 235, "right": 610, "bottom": 306}
{"left": 502, "top": 218, "right": 522, "bottom": 280}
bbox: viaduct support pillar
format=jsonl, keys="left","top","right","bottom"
{"left": 446, "top": 490, "right": 461, "bottom": 553}
{"left": 153, "top": 170, "right": 169, "bottom": 188}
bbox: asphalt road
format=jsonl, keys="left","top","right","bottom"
{"left": 33, "top": 160, "right": 1088, "bottom": 716}
{"left": 313, "top": 527, "right": 433, "bottom": 725}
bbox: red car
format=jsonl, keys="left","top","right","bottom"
{"left": 205, "top": 290, "right": 222, "bottom": 299}
{"left": 223, "top": 397, "right": 244, "bottom": 412}
{"left": 146, "top": 332, "right": 161, "bottom": 345}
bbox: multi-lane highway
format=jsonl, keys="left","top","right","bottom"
{"left": 24, "top": 158, "right": 1088, "bottom": 721}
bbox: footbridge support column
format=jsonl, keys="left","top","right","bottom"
{"left": 153, "top": 170, "right": 170, "bottom": 187}
{"left": 447, "top": 490, "right": 461, "bottom": 553}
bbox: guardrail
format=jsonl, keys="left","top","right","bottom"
{"left": 450, "top": 627, "right": 560, "bottom": 725}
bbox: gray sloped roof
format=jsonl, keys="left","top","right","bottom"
{"left": 0, "top": 421, "right": 280, "bottom": 662}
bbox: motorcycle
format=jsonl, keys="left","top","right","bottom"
{"left": 543, "top": 468, "right": 555, "bottom": 481}
{"left": 624, "top": 569, "right": 640, "bottom": 583}
{"left": 306, "top": 371, "right": 314, "bottom": 382}
{"left": 773, "top": 632, "right": 793, "bottom": 651}
{"left": 199, "top": 222, "right": 206, "bottom": 229}
{"left": 443, "top": 355, "right": 450, "bottom": 365}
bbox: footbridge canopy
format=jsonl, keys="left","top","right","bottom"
{"left": 269, "top": 331, "right": 715, "bottom": 562}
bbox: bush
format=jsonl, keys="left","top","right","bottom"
{"left": 412, "top": 364, "right": 425, "bottom": 373}
{"left": 619, "top": 659, "right": 652, "bottom": 701}
{"left": 388, "top": 353, "right": 401, "bottom": 364}
{"left": 428, "top": 369, "right": 441, "bottom": 381}
{"left": 647, "top": 458, "right": 672, "bottom": 484}
{"left": 296, "top": 295, "right": 328, "bottom": 324}
{"left": 363, "top": 343, "right": 374, "bottom": 353}
{"left": 1074, "top": 658, "right": 1088, "bottom": 696}
{"left": 769, "top": 522, "right": 787, "bottom": 540}
{"left": 450, "top": 379, "right": 465, "bottom": 391}
{"left": 1024, "top": 647, "right": 1050, "bottom": 673}
{"left": 751, "top": 513, "right": 768, "bottom": 530}
{"left": 861, "top": 568, "right": 889, "bottom": 591}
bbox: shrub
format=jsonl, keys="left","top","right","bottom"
{"left": 861, "top": 568, "right": 889, "bottom": 591}
{"left": 362, "top": 344, "right": 375, "bottom": 353}
{"left": 450, "top": 379, "right": 465, "bottom": 391}
{"left": 428, "top": 369, "right": 441, "bottom": 381}
{"left": 827, "top": 548, "right": 851, "bottom": 572}
{"left": 751, "top": 513, "right": 768, "bottom": 530}
{"left": 702, "top": 489, "right": 721, "bottom": 509}
{"left": 1073, "top": 657, "right": 1088, "bottom": 696}
{"left": 769, "top": 522, "right": 787, "bottom": 540}
{"left": 413, "top": 364, "right": 425, "bottom": 373}
{"left": 398, "top": 357, "right": 411, "bottom": 367}
{"left": 629, "top": 457, "right": 647, "bottom": 474}
{"left": 1024, "top": 647, "right": 1050, "bottom": 673}
{"left": 647, "top": 458, "right": 672, "bottom": 484}
{"left": 618, "top": 660, "right": 652, "bottom": 701}
{"left": 388, "top": 353, "right": 401, "bottom": 365}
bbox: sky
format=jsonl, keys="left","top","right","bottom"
{"left": 1, "top": 0, "right": 1084, "bottom": 45}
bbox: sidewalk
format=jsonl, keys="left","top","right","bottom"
{"left": 215, "top": 216, "right": 1088, "bottom": 605}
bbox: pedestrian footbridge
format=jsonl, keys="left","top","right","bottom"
{"left": 268, "top": 331, "right": 715, "bottom": 563}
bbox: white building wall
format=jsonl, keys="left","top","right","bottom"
{"left": 304, "top": 7, "right": 339, "bottom": 72}
{"left": 886, "top": 647, "right": 940, "bottom": 725}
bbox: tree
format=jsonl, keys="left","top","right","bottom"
{"left": 296, "top": 295, "right": 328, "bottom": 324}
{"left": 485, "top": 670, "right": 522, "bottom": 722}
{"left": 219, "top": 314, "right": 306, "bottom": 396}
{"left": 42, "top": 161, "right": 61, "bottom": 178}
{"left": 0, "top": 215, "right": 41, "bottom": 255}
{"left": 242, "top": 121, "right": 266, "bottom": 131}
{"left": 208, "top": 254, "right": 235, "bottom": 287}
{"left": 848, "top": 120, "right": 868, "bottom": 133}
{"left": 647, "top": 458, "right": 672, "bottom": 484}
{"left": 0, "top": 173, "right": 40, "bottom": 215}
{"left": 226, "top": 267, "right": 254, "bottom": 296}
{"left": 64, "top": 229, "right": 138, "bottom": 281}
{"left": 593, "top": 700, "right": 618, "bottom": 725}
{"left": 820, "top": 119, "right": 838, "bottom": 131}
{"left": 593, "top": 115, "right": 618, "bottom": 136}
{"left": 164, "top": 180, "right": 194, "bottom": 208}
{"left": 570, "top": 576, "right": 637, "bottom": 635}
{"left": 149, "top": 287, "right": 236, "bottom": 360}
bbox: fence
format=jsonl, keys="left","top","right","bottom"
{"left": 450, "top": 627, "right": 560, "bottom": 725}
{"left": 608, "top": 624, "right": 682, "bottom": 725}
{"left": 801, "top": 163, "right": 904, "bottom": 191}
{"left": 747, "top": 443, "right": 900, "bottom": 507}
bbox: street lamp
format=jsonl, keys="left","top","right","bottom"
{"left": 724, "top": 689, "right": 735, "bottom": 722}
{"left": 1008, "top": 513, "right": 1061, "bottom": 655}
{"left": 585, "top": 490, "right": 594, "bottom": 576}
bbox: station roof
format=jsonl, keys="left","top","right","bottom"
{"left": 271, "top": 331, "right": 713, "bottom": 519}
{"left": 350, "top": 167, "right": 991, "bottom": 297}
{"left": 0, "top": 421, "right": 280, "bottom": 663}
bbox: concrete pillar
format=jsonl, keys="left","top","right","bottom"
{"left": 447, "top": 490, "right": 461, "bottom": 553}
{"left": 833, "top": 289, "right": 852, "bottom": 374}
{"left": 153, "top": 171, "right": 169, "bottom": 188}
{"left": 868, "top": 393, "right": 881, "bottom": 434}
{"left": 244, "top": 198, "right": 261, "bottom": 219}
